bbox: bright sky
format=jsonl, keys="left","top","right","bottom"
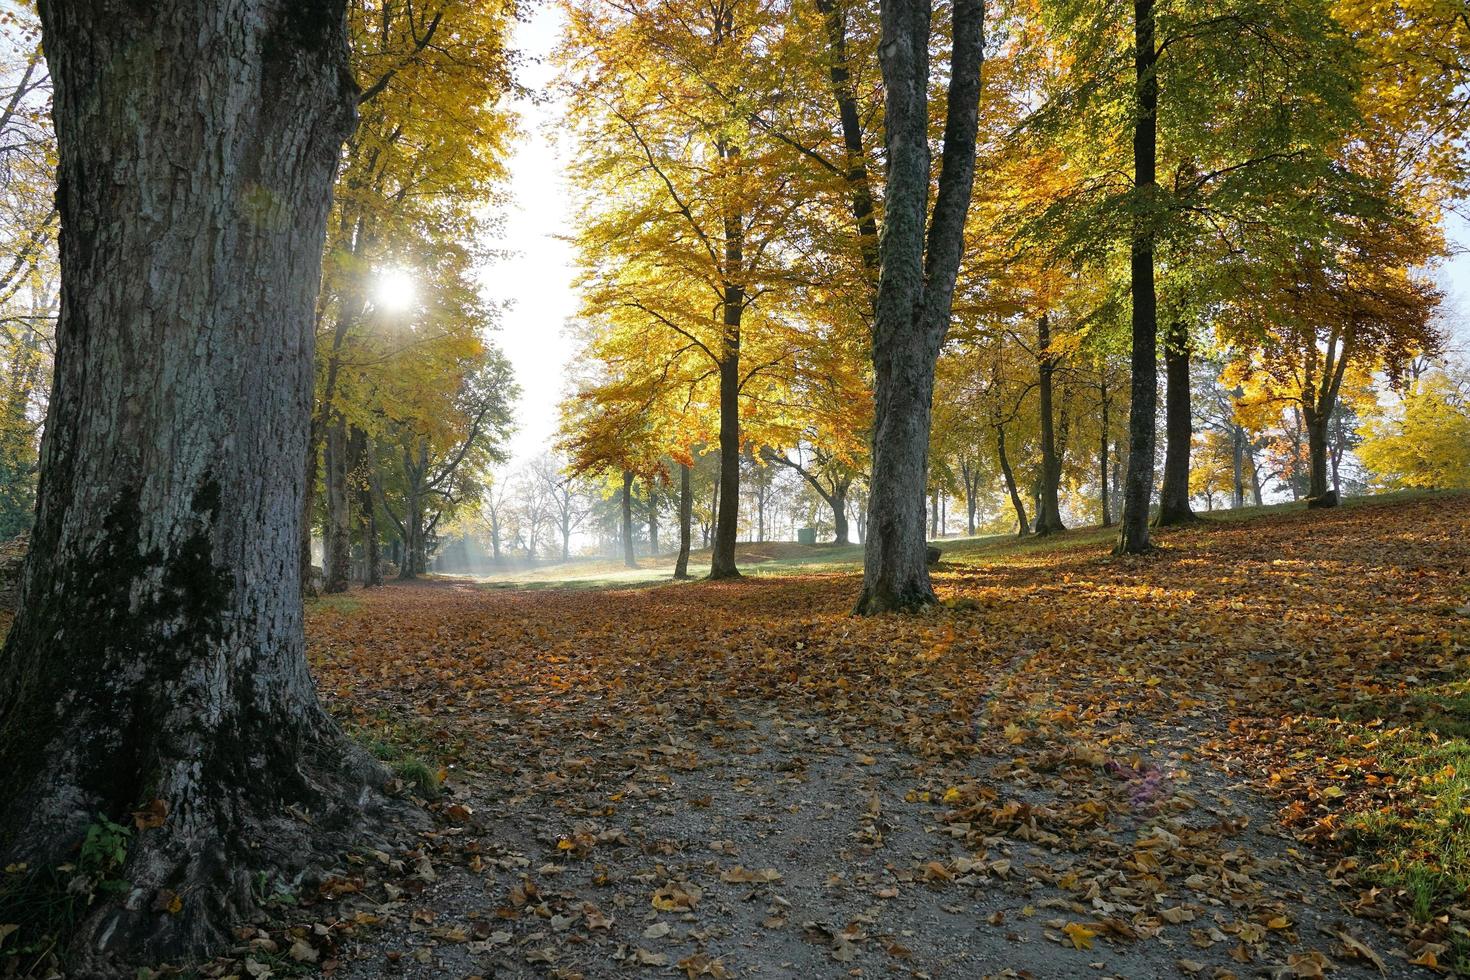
{"left": 478, "top": 6, "right": 580, "bottom": 472}
{"left": 481, "top": 5, "right": 1470, "bottom": 476}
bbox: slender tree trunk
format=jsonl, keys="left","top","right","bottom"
{"left": 674, "top": 462, "right": 693, "bottom": 579}
{"left": 1116, "top": 0, "right": 1159, "bottom": 554}
{"left": 1304, "top": 406, "right": 1333, "bottom": 503}
{"left": 855, "top": 0, "right": 984, "bottom": 613}
{"left": 647, "top": 485, "right": 659, "bottom": 556}
{"left": 1156, "top": 318, "right": 1196, "bottom": 525}
{"left": 1099, "top": 378, "right": 1113, "bottom": 526}
{"left": 323, "top": 416, "right": 351, "bottom": 592}
{"left": 621, "top": 470, "right": 637, "bottom": 567}
{"left": 298, "top": 280, "right": 366, "bottom": 595}
{"left": 815, "top": 0, "right": 880, "bottom": 279}
{"left": 710, "top": 328, "right": 742, "bottom": 578}
{"left": 996, "top": 424, "right": 1029, "bottom": 537}
{"left": 0, "top": 2, "right": 385, "bottom": 970}
{"left": 1231, "top": 424, "right": 1245, "bottom": 508}
{"left": 1035, "top": 312, "right": 1066, "bottom": 534}
{"left": 349, "top": 427, "right": 381, "bottom": 587}
{"left": 361, "top": 468, "right": 381, "bottom": 587}
{"left": 398, "top": 493, "right": 421, "bottom": 579}
{"left": 832, "top": 479, "right": 850, "bottom": 544}
{"left": 1248, "top": 443, "right": 1264, "bottom": 506}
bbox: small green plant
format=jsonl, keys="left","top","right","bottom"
{"left": 78, "top": 814, "right": 131, "bottom": 890}
{"left": 251, "top": 870, "right": 298, "bottom": 908}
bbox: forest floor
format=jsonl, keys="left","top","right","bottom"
{"left": 234, "top": 492, "right": 1466, "bottom": 980}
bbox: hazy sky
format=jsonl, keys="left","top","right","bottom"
{"left": 482, "top": 5, "right": 1470, "bottom": 474}
{"left": 477, "top": 8, "right": 580, "bottom": 472}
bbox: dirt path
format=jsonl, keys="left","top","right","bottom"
{"left": 253, "top": 497, "right": 1468, "bottom": 978}
{"left": 320, "top": 688, "right": 1422, "bottom": 979}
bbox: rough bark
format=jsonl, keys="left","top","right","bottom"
{"left": 1116, "top": 0, "right": 1159, "bottom": 555}
{"left": 1155, "top": 318, "right": 1197, "bottom": 526}
{"left": 855, "top": 0, "right": 985, "bottom": 613}
{"left": 0, "top": 2, "right": 391, "bottom": 972}
{"left": 1035, "top": 313, "right": 1066, "bottom": 535}
{"left": 674, "top": 463, "right": 693, "bottom": 579}
{"left": 621, "top": 470, "right": 637, "bottom": 568}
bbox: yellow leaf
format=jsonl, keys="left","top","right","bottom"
{"left": 1063, "top": 922, "right": 1097, "bottom": 950}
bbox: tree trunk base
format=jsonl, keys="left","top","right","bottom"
{"left": 1112, "top": 529, "right": 1154, "bottom": 556}
{"left": 707, "top": 567, "right": 742, "bottom": 581}
{"left": 854, "top": 581, "right": 937, "bottom": 615}
{"left": 1152, "top": 505, "right": 1201, "bottom": 528}
{"left": 2, "top": 724, "right": 408, "bottom": 979}
{"left": 1033, "top": 519, "right": 1066, "bottom": 537}
{"left": 1306, "top": 490, "right": 1339, "bottom": 509}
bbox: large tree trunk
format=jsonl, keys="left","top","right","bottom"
{"left": 855, "top": 0, "right": 984, "bottom": 613}
{"left": 1155, "top": 318, "right": 1197, "bottom": 526}
{"left": 621, "top": 469, "right": 637, "bottom": 568}
{"left": 996, "top": 424, "right": 1029, "bottom": 537}
{"left": 674, "top": 462, "right": 693, "bottom": 579}
{"left": 1035, "top": 312, "right": 1066, "bottom": 535}
{"left": 323, "top": 415, "right": 351, "bottom": 592}
{"left": 0, "top": 1, "right": 387, "bottom": 972}
{"left": 1116, "top": 0, "right": 1159, "bottom": 555}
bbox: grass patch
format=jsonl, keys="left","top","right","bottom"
{"left": 345, "top": 716, "right": 445, "bottom": 800}
{"left": 1304, "top": 692, "right": 1470, "bottom": 971}
{"left": 307, "top": 592, "right": 364, "bottom": 615}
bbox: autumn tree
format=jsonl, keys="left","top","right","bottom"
{"left": 0, "top": 1, "right": 393, "bottom": 969}
{"left": 853, "top": 0, "right": 984, "bottom": 612}
{"left": 563, "top": 0, "right": 823, "bottom": 580}
{"left": 307, "top": 0, "right": 515, "bottom": 592}
{"left": 1358, "top": 361, "right": 1470, "bottom": 490}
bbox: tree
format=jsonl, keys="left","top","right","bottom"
{"left": 1225, "top": 200, "right": 1442, "bottom": 504}
{"left": 0, "top": 1, "right": 389, "bottom": 969}
{"left": 564, "top": 0, "right": 813, "bottom": 580}
{"left": 853, "top": 0, "right": 985, "bottom": 613}
{"left": 380, "top": 353, "right": 516, "bottom": 577}
{"left": 305, "top": 0, "right": 514, "bottom": 592}
{"left": 531, "top": 453, "right": 596, "bottom": 561}
{"left": 1037, "top": 0, "right": 1358, "bottom": 545}
{"left": 1358, "top": 364, "right": 1470, "bottom": 490}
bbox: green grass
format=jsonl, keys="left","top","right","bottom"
{"left": 345, "top": 717, "right": 445, "bottom": 800}
{"left": 1308, "top": 676, "right": 1470, "bottom": 971}
{"left": 306, "top": 592, "right": 365, "bottom": 615}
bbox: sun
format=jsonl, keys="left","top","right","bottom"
{"left": 374, "top": 267, "right": 417, "bottom": 314}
